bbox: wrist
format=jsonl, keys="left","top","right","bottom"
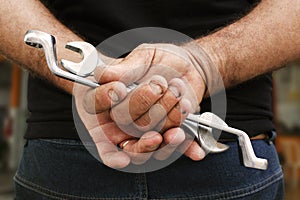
{"left": 182, "top": 42, "right": 225, "bottom": 98}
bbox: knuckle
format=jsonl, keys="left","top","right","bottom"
{"left": 110, "top": 108, "right": 131, "bottom": 125}
{"left": 134, "top": 116, "right": 155, "bottom": 132}
{"left": 130, "top": 91, "right": 154, "bottom": 112}
{"left": 167, "top": 109, "right": 183, "bottom": 126}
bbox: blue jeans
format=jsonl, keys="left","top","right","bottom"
{"left": 14, "top": 139, "right": 283, "bottom": 200}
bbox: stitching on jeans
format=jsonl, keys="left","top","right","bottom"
{"left": 14, "top": 176, "right": 65, "bottom": 200}
{"left": 148, "top": 169, "right": 283, "bottom": 200}
{"left": 217, "top": 169, "right": 283, "bottom": 199}
{"left": 140, "top": 173, "right": 148, "bottom": 200}
{"left": 143, "top": 174, "right": 149, "bottom": 200}
{"left": 14, "top": 174, "right": 135, "bottom": 200}
{"left": 14, "top": 168, "right": 283, "bottom": 200}
{"left": 38, "top": 139, "right": 95, "bottom": 147}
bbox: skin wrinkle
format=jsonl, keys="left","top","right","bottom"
{"left": 130, "top": 85, "right": 160, "bottom": 117}
{"left": 134, "top": 104, "right": 166, "bottom": 128}
{"left": 158, "top": 100, "right": 190, "bottom": 133}
{"left": 135, "top": 47, "right": 157, "bottom": 83}
{"left": 159, "top": 47, "right": 191, "bottom": 77}
{"left": 133, "top": 81, "right": 186, "bottom": 133}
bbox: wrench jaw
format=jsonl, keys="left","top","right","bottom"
{"left": 61, "top": 41, "right": 98, "bottom": 77}
{"left": 186, "top": 112, "right": 269, "bottom": 170}
{"left": 24, "top": 41, "right": 43, "bottom": 48}
{"left": 197, "top": 125, "right": 229, "bottom": 155}
{"left": 24, "top": 30, "right": 100, "bottom": 88}
{"left": 181, "top": 120, "right": 230, "bottom": 155}
{"left": 24, "top": 30, "right": 53, "bottom": 49}
{"left": 24, "top": 30, "right": 58, "bottom": 75}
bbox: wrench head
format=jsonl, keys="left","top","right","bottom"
{"left": 197, "top": 125, "right": 229, "bottom": 154}
{"left": 181, "top": 120, "right": 229, "bottom": 154}
{"left": 60, "top": 41, "right": 98, "bottom": 77}
{"left": 24, "top": 30, "right": 100, "bottom": 88}
{"left": 24, "top": 30, "right": 59, "bottom": 75}
{"left": 24, "top": 30, "right": 54, "bottom": 49}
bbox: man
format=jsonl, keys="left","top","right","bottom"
{"left": 0, "top": 0, "right": 299, "bottom": 199}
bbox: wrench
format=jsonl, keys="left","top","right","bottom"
{"left": 24, "top": 30, "right": 268, "bottom": 170}
{"left": 24, "top": 30, "right": 99, "bottom": 88}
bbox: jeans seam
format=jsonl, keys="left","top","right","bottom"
{"left": 141, "top": 173, "right": 148, "bottom": 200}
{"left": 135, "top": 174, "right": 148, "bottom": 200}
{"left": 14, "top": 174, "right": 66, "bottom": 200}
{"left": 149, "top": 169, "right": 283, "bottom": 200}
{"left": 38, "top": 139, "right": 95, "bottom": 147}
{"left": 216, "top": 169, "right": 283, "bottom": 200}
{"left": 14, "top": 173, "right": 135, "bottom": 200}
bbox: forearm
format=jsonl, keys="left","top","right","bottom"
{"left": 0, "top": 0, "right": 83, "bottom": 93}
{"left": 197, "top": 0, "right": 300, "bottom": 87}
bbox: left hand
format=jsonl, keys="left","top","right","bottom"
{"left": 95, "top": 43, "right": 207, "bottom": 111}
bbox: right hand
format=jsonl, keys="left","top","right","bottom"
{"left": 73, "top": 79, "right": 195, "bottom": 168}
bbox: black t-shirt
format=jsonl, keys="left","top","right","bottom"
{"left": 25, "top": 0, "right": 274, "bottom": 140}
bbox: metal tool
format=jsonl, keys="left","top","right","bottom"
{"left": 24, "top": 30, "right": 99, "bottom": 88}
{"left": 61, "top": 41, "right": 99, "bottom": 77}
{"left": 24, "top": 30, "right": 268, "bottom": 170}
{"left": 185, "top": 113, "right": 268, "bottom": 170}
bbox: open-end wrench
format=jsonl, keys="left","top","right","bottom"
{"left": 24, "top": 30, "right": 99, "bottom": 88}
{"left": 186, "top": 113, "right": 268, "bottom": 170}
{"left": 60, "top": 41, "right": 99, "bottom": 77}
{"left": 24, "top": 30, "right": 268, "bottom": 170}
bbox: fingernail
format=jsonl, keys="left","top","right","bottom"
{"left": 108, "top": 89, "right": 119, "bottom": 102}
{"left": 169, "top": 85, "right": 181, "bottom": 98}
{"left": 149, "top": 81, "right": 163, "bottom": 95}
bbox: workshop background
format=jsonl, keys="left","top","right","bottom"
{"left": 0, "top": 55, "right": 300, "bottom": 200}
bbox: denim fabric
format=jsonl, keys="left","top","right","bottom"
{"left": 14, "top": 139, "right": 283, "bottom": 200}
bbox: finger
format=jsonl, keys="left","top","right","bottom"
{"left": 89, "top": 122, "right": 135, "bottom": 144}
{"left": 95, "top": 141, "right": 131, "bottom": 169}
{"left": 110, "top": 75, "right": 168, "bottom": 125}
{"left": 89, "top": 125, "right": 136, "bottom": 168}
{"left": 133, "top": 78, "right": 185, "bottom": 132}
{"left": 94, "top": 46, "right": 155, "bottom": 84}
{"left": 178, "top": 139, "right": 206, "bottom": 161}
{"left": 157, "top": 98, "right": 192, "bottom": 133}
{"left": 121, "top": 131, "right": 163, "bottom": 165}
{"left": 84, "top": 81, "right": 128, "bottom": 113}
{"left": 184, "top": 141, "right": 206, "bottom": 161}
{"left": 153, "top": 128, "right": 185, "bottom": 160}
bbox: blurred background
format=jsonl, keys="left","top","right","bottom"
{"left": 0, "top": 56, "right": 299, "bottom": 200}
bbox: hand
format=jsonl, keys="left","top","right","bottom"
{"left": 90, "top": 43, "right": 216, "bottom": 160}
{"left": 73, "top": 78, "right": 205, "bottom": 169}
{"left": 95, "top": 43, "right": 209, "bottom": 110}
